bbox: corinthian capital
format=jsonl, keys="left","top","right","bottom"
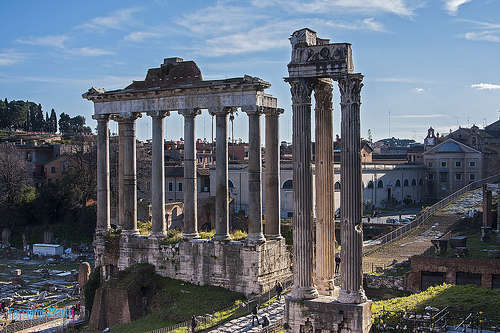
{"left": 313, "top": 79, "right": 333, "bottom": 111}
{"left": 178, "top": 108, "right": 201, "bottom": 118}
{"left": 338, "top": 74, "right": 363, "bottom": 106}
{"left": 289, "top": 79, "right": 314, "bottom": 105}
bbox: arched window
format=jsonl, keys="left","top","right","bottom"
{"left": 411, "top": 179, "right": 417, "bottom": 186}
{"left": 282, "top": 179, "right": 293, "bottom": 190}
{"left": 334, "top": 181, "right": 341, "bottom": 191}
{"left": 419, "top": 179, "right": 423, "bottom": 186}
{"left": 367, "top": 181, "right": 374, "bottom": 189}
{"left": 404, "top": 179, "right": 409, "bottom": 187}
{"left": 377, "top": 180, "right": 384, "bottom": 188}
{"left": 395, "top": 179, "right": 401, "bottom": 187}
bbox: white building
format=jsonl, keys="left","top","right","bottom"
{"left": 33, "top": 244, "right": 64, "bottom": 256}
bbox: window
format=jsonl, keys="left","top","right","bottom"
{"left": 439, "top": 172, "right": 448, "bottom": 182}
{"left": 404, "top": 179, "right": 409, "bottom": 187}
{"left": 51, "top": 166, "right": 56, "bottom": 173}
{"left": 470, "top": 174, "right": 475, "bottom": 181}
{"left": 367, "top": 181, "right": 374, "bottom": 189}
{"left": 441, "top": 161, "right": 447, "bottom": 168}
{"left": 456, "top": 173, "right": 462, "bottom": 180}
{"left": 178, "top": 182, "right": 183, "bottom": 192}
{"left": 428, "top": 162, "right": 433, "bottom": 167}
{"left": 469, "top": 161, "right": 476, "bottom": 167}
{"left": 282, "top": 179, "right": 293, "bottom": 190}
{"left": 411, "top": 179, "right": 417, "bottom": 186}
{"left": 377, "top": 180, "right": 384, "bottom": 188}
{"left": 334, "top": 181, "right": 341, "bottom": 191}
{"left": 395, "top": 180, "right": 401, "bottom": 187}
{"left": 168, "top": 182, "right": 173, "bottom": 192}
{"left": 455, "top": 161, "right": 461, "bottom": 167}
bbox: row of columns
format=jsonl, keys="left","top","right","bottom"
{"left": 287, "top": 73, "right": 366, "bottom": 303}
{"left": 93, "top": 106, "right": 284, "bottom": 243}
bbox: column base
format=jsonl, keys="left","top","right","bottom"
{"left": 291, "top": 285, "right": 319, "bottom": 300}
{"left": 121, "top": 229, "right": 140, "bottom": 237}
{"left": 337, "top": 288, "right": 368, "bottom": 304}
{"left": 315, "top": 278, "right": 340, "bottom": 297}
{"left": 214, "top": 233, "right": 232, "bottom": 242}
{"left": 246, "top": 232, "right": 266, "bottom": 244}
{"left": 182, "top": 232, "right": 200, "bottom": 240}
{"left": 285, "top": 296, "right": 372, "bottom": 333}
{"left": 265, "top": 234, "right": 283, "bottom": 241}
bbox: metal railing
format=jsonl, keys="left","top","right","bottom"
{"left": 363, "top": 173, "right": 500, "bottom": 257}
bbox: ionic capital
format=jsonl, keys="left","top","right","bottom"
{"left": 241, "top": 105, "right": 263, "bottom": 116}
{"left": 288, "top": 78, "right": 315, "bottom": 105}
{"left": 338, "top": 74, "right": 363, "bottom": 106}
{"left": 178, "top": 108, "right": 201, "bottom": 118}
{"left": 263, "top": 107, "right": 284, "bottom": 117}
{"left": 208, "top": 106, "right": 235, "bottom": 117}
{"left": 92, "top": 114, "right": 110, "bottom": 121}
{"left": 147, "top": 110, "right": 170, "bottom": 119}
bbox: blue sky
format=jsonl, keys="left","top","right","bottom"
{"left": 1, "top": 0, "right": 499, "bottom": 143}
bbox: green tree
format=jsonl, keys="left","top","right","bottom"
{"left": 49, "top": 109, "right": 57, "bottom": 133}
{"left": 58, "top": 112, "right": 71, "bottom": 134}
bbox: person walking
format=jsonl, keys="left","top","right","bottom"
{"left": 275, "top": 282, "right": 283, "bottom": 301}
{"left": 335, "top": 253, "right": 341, "bottom": 274}
{"left": 191, "top": 315, "right": 197, "bottom": 333}
{"left": 251, "top": 304, "right": 260, "bottom": 327}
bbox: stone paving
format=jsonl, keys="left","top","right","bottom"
{"left": 209, "top": 298, "right": 285, "bottom": 333}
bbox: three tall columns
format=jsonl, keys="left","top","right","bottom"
{"left": 181, "top": 109, "right": 201, "bottom": 239}
{"left": 288, "top": 74, "right": 365, "bottom": 303}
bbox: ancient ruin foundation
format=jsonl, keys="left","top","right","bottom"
{"left": 284, "top": 28, "right": 372, "bottom": 333}
{"left": 84, "top": 58, "right": 291, "bottom": 296}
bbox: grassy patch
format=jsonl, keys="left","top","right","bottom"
{"left": 108, "top": 264, "right": 245, "bottom": 333}
{"left": 138, "top": 220, "right": 152, "bottom": 235}
{"left": 372, "top": 284, "right": 500, "bottom": 323}
{"left": 161, "top": 229, "right": 182, "bottom": 245}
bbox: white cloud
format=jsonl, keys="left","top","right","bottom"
{"left": 413, "top": 87, "right": 425, "bottom": 93}
{"left": 0, "top": 50, "right": 25, "bottom": 66}
{"left": 0, "top": 74, "right": 139, "bottom": 89}
{"left": 77, "top": 7, "right": 142, "bottom": 31}
{"left": 252, "top": 0, "right": 418, "bottom": 17}
{"left": 65, "top": 47, "right": 115, "bottom": 56}
{"left": 471, "top": 83, "right": 500, "bottom": 90}
{"left": 464, "top": 31, "right": 500, "bottom": 42}
{"left": 17, "top": 35, "right": 68, "bottom": 48}
{"left": 444, "top": 0, "right": 472, "bottom": 15}
{"left": 124, "top": 31, "right": 163, "bottom": 42}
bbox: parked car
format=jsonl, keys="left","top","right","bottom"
{"left": 386, "top": 218, "right": 398, "bottom": 224}
{"left": 399, "top": 218, "right": 411, "bottom": 224}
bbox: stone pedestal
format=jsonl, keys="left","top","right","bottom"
{"left": 285, "top": 296, "right": 372, "bottom": 333}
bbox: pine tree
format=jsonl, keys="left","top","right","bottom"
{"left": 49, "top": 109, "right": 57, "bottom": 133}
{"left": 45, "top": 112, "right": 50, "bottom": 132}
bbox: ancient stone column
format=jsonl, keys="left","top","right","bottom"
{"left": 264, "top": 108, "right": 284, "bottom": 240}
{"left": 288, "top": 78, "right": 318, "bottom": 299}
{"left": 180, "top": 108, "right": 201, "bottom": 239}
{"left": 117, "top": 118, "right": 125, "bottom": 228}
{"left": 120, "top": 112, "right": 141, "bottom": 235}
{"left": 482, "top": 184, "right": 493, "bottom": 241}
{"left": 209, "top": 107, "right": 232, "bottom": 241}
{"left": 243, "top": 106, "right": 266, "bottom": 243}
{"left": 313, "top": 79, "right": 336, "bottom": 295}
{"left": 337, "top": 74, "right": 367, "bottom": 304}
{"left": 149, "top": 111, "right": 169, "bottom": 237}
{"left": 93, "top": 115, "right": 110, "bottom": 233}
{"left": 497, "top": 190, "right": 500, "bottom": 233}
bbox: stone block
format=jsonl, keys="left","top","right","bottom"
{"left": 285, "top": 296, "right": 372, "bottom": 333}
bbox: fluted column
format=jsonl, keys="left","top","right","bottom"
{"left": 288, "top": 78, "right": 318, "bottom": 299}
{"left": 93, "top": 114, "right": 110, "bottom": 233}
{"left": 119, "top": 112, "right": 141, "bottom": 236}
{"left": 264, "top": 108, "right": 284, "bottom": 240}
{"left": 314, "top": 79, "right": 336, "bottom": 296}
{"left": 117, "top": 119, "right": 125, "bottom": 228}
{"left": 337, "top": 74, "right": 367, "bottom": 304}
{"left": 180, "top": 108, "right": 201, "bottom": 239}
{"left": 243, "top": 106, "right": 266, "bottom": 243}
{"left": 209, "top": 107, "right": 232, "bottom": 241}
{"left": 148, "top": 111, "right": 169, "bottom": 237}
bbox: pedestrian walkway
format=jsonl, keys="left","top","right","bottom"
{"left": 209, "top": 298, "right": 285, "bottom": 332}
